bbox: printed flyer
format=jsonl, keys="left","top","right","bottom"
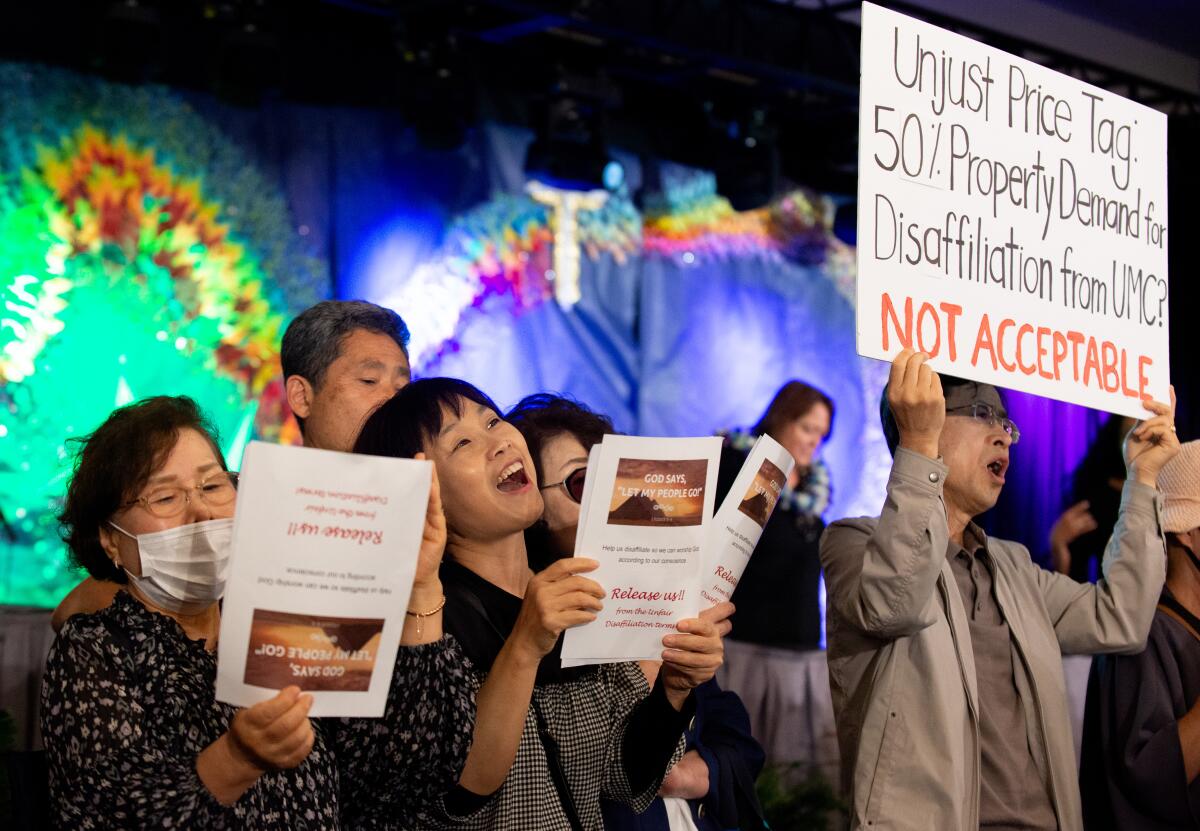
{"left": 561, "top": 434, "right": 722, "bottom": 666}
{"left": 216, "top": 441, "right": 431, "bottom": 717}
{"left": 701, "top": 434, "right": 795, "bottom": 608}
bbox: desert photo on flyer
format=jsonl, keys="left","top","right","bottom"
{"left": 738, "top": 458, "right": 786, "bottom": 528}
{"left": 243, "top": 608, "right": 384, "bottom": 692}
{"left": 607, "top": 457, "right": 707, "bottom": 528}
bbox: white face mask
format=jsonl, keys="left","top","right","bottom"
{"left": 108, "top": 518, "right": 234, "bottom": 614}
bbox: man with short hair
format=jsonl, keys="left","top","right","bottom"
{"left": 282, "top": 299, "right": 412, "bottom": 452}
{"left": 821, "top": 348, "right": 1179, "bottom": 830}
{"left": 51, "top": 299, "right": 413, "bottom": 629}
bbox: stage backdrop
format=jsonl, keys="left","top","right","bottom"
{"left": 0, "top": 66, "right": 1103, "bottom": 609}
{"left": 0, "top": 64, "right": 324, "bottom": 607}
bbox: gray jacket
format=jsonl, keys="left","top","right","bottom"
{"left": 820, "top": 448, "right": 1165, "bottom": 830}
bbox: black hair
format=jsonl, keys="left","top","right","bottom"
{"left": 751, "top": 380, "right": 836, "bottom": 444}
{"left": 506, "top": 393, "right": 616, "bottom": 572}
{"left": 354, "top": 377, "right": 500, "bottom": 459}
{"left": 281, "top": 300, "right": 410, "bottom": 430}
{"left": 505, "top": 393, "right": 614, "bottom": 486}
{"left": 878, "top": 374, "right": 1004, "bottom": 456}
{"left": 59, "top": 396, "right": 226, "bottom": 583}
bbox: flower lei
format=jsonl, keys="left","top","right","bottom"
{"left": 720, "top": 428, "right": 832, "bottom": 520}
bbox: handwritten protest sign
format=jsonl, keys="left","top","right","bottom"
{"left": 216, "top": 441, "right": 431, "bottom": 717}
{"left": 701, "top": 434, "right": 795, "bottom": 608}
{"left": 857, "top": 2, "right": 1169, "bottom": 417}
{"left": 562, "top": 435, "right": 722, "bottom": 666}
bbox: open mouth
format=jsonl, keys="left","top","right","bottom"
{"left": 986, "top": 459, "right": 1007, "bottom": 482}
{"left": 496, "top": 461, "right": 531, "bottom": 494}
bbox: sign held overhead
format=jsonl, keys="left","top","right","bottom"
{"left": 856, "top": 2, "right": 1169, "bottom": 416}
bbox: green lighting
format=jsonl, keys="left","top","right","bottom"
{"left": 0, "top": 63, "right": 328, "bottom": 608}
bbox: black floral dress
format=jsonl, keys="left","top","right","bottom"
{"left": 331, "top": 632, "right": 475, "bottom": 830}
{"left": 42, "top": 591, "right": 474, "bottom": 830}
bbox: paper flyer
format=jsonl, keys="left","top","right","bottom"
{"left": 700, "top": 434, "right": 795, "bottom": 608}
{"left": 561, "top": 434, "right": 722, "bottom": 666}
{"left": 216, "top": 441, "right": 431, "bottom": 717}
{"left": 574, "top": 446, "right": 604, "bottom": 553}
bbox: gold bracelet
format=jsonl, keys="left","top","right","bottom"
{"left": 405, "top": 596, "right": 446, "bottom": 639}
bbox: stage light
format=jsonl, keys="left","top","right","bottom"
{"left": 525, "top": 134, "right": 618, "bottom": 192}
{"left": 602, "top": 160, "right": 625, "bottom": 191}
{"left": 701, "top": 103, "right": 781, "bottom": 211}
{"left": 524, "top": 77, "right": 621, "bottom": 192}
{"left": 393, "top": 14, "right": 472, "bottom": 151}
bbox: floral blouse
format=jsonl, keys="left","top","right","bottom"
{"left": 42, "top": 591, "right": 474, "bottom": 830}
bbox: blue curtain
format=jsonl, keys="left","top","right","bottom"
{"left": 152, "top": 99, "right": 1103, "bottom": 555}
{"left": 636, "top": 255, "right": 876, "bottom": 520}
{"left": 425, "top": 253, "right": 642, "bottom": 434}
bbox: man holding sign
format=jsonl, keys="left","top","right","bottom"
{"left": 821, "top": 349, "right": 1178, "bottom": 830}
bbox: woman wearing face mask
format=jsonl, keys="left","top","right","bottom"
{"left": 716, "top": 381, "right": 834, "bottom": 650}
{"left": 354, "top": 379, "right": 734, "bottom": 831}
{"left": 508, "top": 393, "right": 767, "bottom": 831}
{"left": 43, "top": 396, "right": 472, "bottom": 830}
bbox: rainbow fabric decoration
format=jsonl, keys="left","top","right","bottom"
{"left": 0, "top": 64, "right": 322, "bottom": 605}
{"left": 392, "top": 167, "right": 855, "bottom": 369}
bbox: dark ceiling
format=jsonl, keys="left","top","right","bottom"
{"left": 0, "top": 1, "right": 1195, "bottom": 198}
{"left": 1041, "top": 0, "right": 1200, "bottom": 55}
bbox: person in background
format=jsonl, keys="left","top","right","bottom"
{"left": 1081, "top": 439, "right": 1200, "bottom": 830}
{"left": 50, "top": 299, "right": 412, "bottom": 630}
{"left": 507, "top": 392, "right": 767, "bottom": 831}
{"left": 1049, "top": 413, "right": 1139, "bottom": 580}
{"left": 821, "top": 349, "right": 1178, "bottom": 830}
{"left": 354, "top": 379, "right": 734, "bottom": 830}
{"left": 716, "top": 380, "right": 834, "bottom": 649}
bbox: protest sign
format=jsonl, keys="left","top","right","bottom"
{"left": 857, "top": 2, "right": 1169, "bottom": 417}
{"left": 216, "top": 441, "right": 430, "bottom": 717}
{"left": 701, "top": 434, "right": 795, "bottom": 608}
{"left": 561, "top": 435, "right": 722, "bottom": 666}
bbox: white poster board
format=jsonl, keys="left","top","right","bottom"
{"left": 561, "top": 435, "right": 722, "bottom": 666}
{"left": 857, "top": 2, "right": 1169, "bottom": 417}
{"left": 216, "top": 441, "right": 430, "bottom": 718}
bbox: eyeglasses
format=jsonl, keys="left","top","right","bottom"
{"left": 540, "top": 467, "right": 587, "bottom": 504}
{"left": 121, "top": 471, "right": 240, "bottom": 519}
{"left": 946, "top": 403, "right": 1020, "bottom": 445}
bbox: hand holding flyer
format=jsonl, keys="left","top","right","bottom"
{"left": 701, "top": 434, "right": 795, "bottom": 608}
{"left": 216, "top": 441, "right": 431, "bottom": 717}
{"left": 561, "top": 434, "right": 722, "bottom": 666}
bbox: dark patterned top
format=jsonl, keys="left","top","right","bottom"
{"left": 331, "top": 633, "right": 475, "bottom": 830}
{"left": 1081, "top": 589, "right": 1200, "bottom": 830}
{"left": 42, "top": 591, "right": 474, "bottom": 831}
